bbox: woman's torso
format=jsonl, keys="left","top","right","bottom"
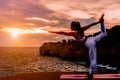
{"left": 74, "top": 31, "right": 84, "bottom": 40}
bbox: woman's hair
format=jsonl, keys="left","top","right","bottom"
{"left": 70, "top": 21, "right": 84, "bottom": 37}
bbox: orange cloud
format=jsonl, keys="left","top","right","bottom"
{"left": 27, "top": 23, "right": 37, "bottom": 26}
{"left": 25, "top": 17, "right": 59, "bottom": 24}
{"left": 1, "top": 27, "right": 49, "bottom": 34}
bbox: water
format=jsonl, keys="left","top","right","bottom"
{"left": 0, "top": 47, "right": 39, "bottom": 77}
{"left": 0, "top": 47, "right": 88, "bottom": 77}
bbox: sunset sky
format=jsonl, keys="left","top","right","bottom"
{"left": 0, "top": 0, "right": 120, "bottom": 47}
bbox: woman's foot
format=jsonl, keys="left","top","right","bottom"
{"left": 87, "top": 73, "right": 93, "bottom": 79}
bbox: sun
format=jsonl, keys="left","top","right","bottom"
{"left": 12, "top": 31, "right": 19, "bottom": 38}
{"left": 12, "top": 32, "right": 17, "bottom": 38}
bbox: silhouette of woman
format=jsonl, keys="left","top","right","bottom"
{"left": 49, "top": 14, "right": 107, "bottom": 79}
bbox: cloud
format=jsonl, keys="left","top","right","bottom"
{"left": 0, "top": 0, "right": 54, "bottom": 28}
{"left": 25, "top": 17, "right": 59, "bottom": 24}
{"left": 40, "top": 0, "right": 96, "bottom": 19}
{"left": 1, "top": 27, "right": 49, "bottom": 34}
{"left": 26, "top": 23, "right": 37, "bottom": 26}
{"left": 40, "top": 0, "right": 120, "bottom": 27}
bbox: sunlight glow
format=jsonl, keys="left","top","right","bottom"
{"left": 2, "top": 28, "right": 20, "bottom": 38}
{"left": 2, "top": 27, "right": 49, "bottom": 36}
{"left": 12, "top": 31, "right": 18, "bottom": 38}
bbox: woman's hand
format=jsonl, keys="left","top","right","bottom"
{"left": 99, "top": 13, "right": 104, "bottom": 22}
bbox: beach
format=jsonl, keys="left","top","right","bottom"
{"left": 0, "top": 47, "right": 88, "bottom": 77}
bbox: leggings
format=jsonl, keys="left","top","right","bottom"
{"left": 85, "top": 21, "right": 107, "bottom": 75}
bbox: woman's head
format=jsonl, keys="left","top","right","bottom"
{"left": 70, "top": 21, "right": 81, "bottom": 31}
{"left": 70, "top": 21, "right": 84, "bottom": 37}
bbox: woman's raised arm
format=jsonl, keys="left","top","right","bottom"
{"left": 82, "top": 21, "right": 100, "bottom": 31}
{"left": 82, "top": 14, "right": 104, "bottom": 31}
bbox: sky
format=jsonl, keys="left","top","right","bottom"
{"left": 0, "top": 0, "right": 120, "bottom": 47}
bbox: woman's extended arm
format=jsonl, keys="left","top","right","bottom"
{"left": 49, "top": 31, "right": 75, "bottom": 36}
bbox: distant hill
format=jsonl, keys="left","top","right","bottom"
{"left": 39, "top": 25, "right": 120, "bottom": 69}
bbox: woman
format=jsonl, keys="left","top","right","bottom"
{"left": 49, "top": 14, "right": 107, "bottom": 79}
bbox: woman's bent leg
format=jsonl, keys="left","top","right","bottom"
{"left": 94, "top": 21, "right": 107, "bottom": 42}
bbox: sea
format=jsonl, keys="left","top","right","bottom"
{"left": 0, "top": 47, "right": 40, "bottom": 77}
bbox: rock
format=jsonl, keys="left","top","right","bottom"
{"left": 39, "top": 26, "right": 120, "bottom": 69}
{"left": 40, "top": 40, "right": 88, "bottom": 61}
{"left": 96, "top": 25, "right": 120, "bottom": 69}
